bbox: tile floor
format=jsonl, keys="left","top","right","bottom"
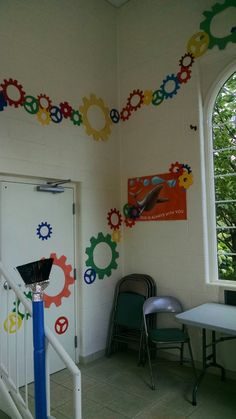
{"left": 21, "top": 350, "right": 236, "bottom": 418}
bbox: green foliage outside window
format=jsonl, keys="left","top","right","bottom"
{"left": 212, "top": 72, "right": 236, "bottom": 280}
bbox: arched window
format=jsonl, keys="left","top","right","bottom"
{"left": 206, "top": 70, "right": 236, "bottom": 283}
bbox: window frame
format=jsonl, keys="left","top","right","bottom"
{"left": 204, "top": 61, "right": 236, "bottom": 288}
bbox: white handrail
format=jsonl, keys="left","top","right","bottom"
{"left": 0, "top": 261, "right": 82, "bottom": 419}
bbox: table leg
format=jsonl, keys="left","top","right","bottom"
{"left": 211, "top": 331, "right": 225, "bottom": 381}
{"left": 192, "top": 328, "right": 207, "bottom": 406}
{"left": 192, "top": 329, "right": 226, "bottom": 406}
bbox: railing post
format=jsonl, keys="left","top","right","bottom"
{"left": 16, "top": 258, "right": 53, "bottom": 419}
{"left": 45, "top": 338, "right": 51, "bottom": 417}
{"left": 74, "top": 372, "right": 82, "bottom": 419}
{"left": 32, "top": 298, "right": 47, "bottom": 419}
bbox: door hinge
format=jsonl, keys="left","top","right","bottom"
{"left": 74, "top": 268, "right": 77, "bottom": 280}
{"left": 72, "top": 202, "right": 75, "bottom": 214}
{"left": 74, "top": 335, "right": 78, "bottom": 348}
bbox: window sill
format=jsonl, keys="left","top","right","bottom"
{"left": 208, "top": 280, "right": 236, "bottom": 289}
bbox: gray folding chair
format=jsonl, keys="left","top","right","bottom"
{"left": 143, "top": 296, "right": 196, "bottom": 390}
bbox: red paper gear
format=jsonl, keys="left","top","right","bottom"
{"left": 54, "top": 316, "right": 69, "bottom": 335}
{"left": 37, "top": 93, "right": 52, "bottom": 110}
{"left": 169, "top": 162, "right": 184, "bottom": 175}
{"left": 177, "top": 67, "right": 191, "bottom": 84}
{"left": 1, "top": 78, "right": 26, "bottom": 107}
{"left": 43, "top": 253, "right": 75, "bottom": 308}
{"left": 127, "top": 89, "right": 144, "bottom": 111}
{"left": 107, "top": 208, "right": 122, "bottom": 230}
{"left": 60, "top": 101, "right": 73, "bottom": 118}
{"left": 120, "top": 105, "right": 132, "bottom": 121}
{"left": 124, "top": 217, "right": 136, "bottom": 228}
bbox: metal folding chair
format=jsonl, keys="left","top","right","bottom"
{"left": 143, "top": 296, "right": 196, "bottom": 389}
{"left": 106, "top": 274, "right": 156, "bottom": 362}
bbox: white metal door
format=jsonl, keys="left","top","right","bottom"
{"left": 0, "top": 180, "right": 76, "bottom": 384}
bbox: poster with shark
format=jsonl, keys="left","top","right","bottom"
{"left": 127, "top": 172, "right": 187, "bottom": 221}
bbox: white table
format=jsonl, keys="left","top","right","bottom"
{"left": 176, "top": 303, "right": 236, "bottom": 405}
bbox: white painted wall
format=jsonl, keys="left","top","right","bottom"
{"left": 1, "top": 0, "right": 236, "bottom": 372}
{"left": 117, "top": 0, "right": 236, "bottom": 371}
{"left": 0, "top": 0, "right": 122, "bottom": 360}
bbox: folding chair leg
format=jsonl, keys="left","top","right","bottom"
{"left": 146, "top": 340, "right": 155, "bottom": 390}
{"left": 106, "top": 324, "right": 115, "bottom": 357}
{"left": 180, "top": 343, "right": 184, "bottom": 365}
{"left": 138, "top": 331, "right": 144, "bottom": 366}
{"left": 106, "top": 337, "right": 112, "bottom": 357}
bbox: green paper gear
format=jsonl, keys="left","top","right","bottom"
{"left": 200, "top": 0, "right": 236, "bottom": 50}
{"left": 70, "top": 109, "right": 83, "bottom": 126}
{"left": 23, "top": 95, "right": 39, "bottom": 114}
{"left": 12, "top": 291, "right": 32, "bottom": 320}
{"left": 85, "top": 232, "right": 119, "bottom": 279}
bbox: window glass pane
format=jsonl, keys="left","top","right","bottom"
{"left": 215, "top": 203, "right": 236, "bottom": 228}
{"left": 217, "top": 227, "right": 236, "bottom": 281}
{"left": 213, "top": 125, "right": 236, "bottom": 150}
{"left": 212, "top": 71, "right": 236, "bottom": 281}
{"left": 213, "top": 149, "right": 236, "bottom": 176}
{"left": 214, "top": 175, "right": 236, "bottom": 201}
{"left": 218, "top": 254, "right": 236, "bottom": 281}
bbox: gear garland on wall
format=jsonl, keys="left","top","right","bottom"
{"left": 0, "top": 1, "right": 235, "bottom": 140}
{"left": 85, "top": 232, "right": 119, "bottom": 279}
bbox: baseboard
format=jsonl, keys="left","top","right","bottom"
{"left": 79, "top": 349, "right": 105, "bottom": 365}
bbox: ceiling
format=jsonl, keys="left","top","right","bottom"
{"left": 106, "top": 0, "right": 130, "bottom": 7}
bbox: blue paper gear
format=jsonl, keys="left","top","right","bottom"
{"left": 0, "top": 91, "right": 7, "bottom": 111}
{"left": 36, "top": 221, "right": 53, "bottom": 241}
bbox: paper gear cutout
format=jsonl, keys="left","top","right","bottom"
{"left": 4, "top": 312, "right": 23, "bottom": 334}
{"left": 84, "top": 268, "right": 97, "bottom": 284}
{"left": 55, "top": 316, "right": 69, "bottom": 335}
{"left": 36, "top": 221, "right": 53, "bottom": 241}
{"left": 85, "top": 232, "right": 119, "bottom": 279}
{"left": 43, "top": 253, "right": 75, "bottom": 308}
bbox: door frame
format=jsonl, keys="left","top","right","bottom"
{"left": 0, "top": 174, "right": 80, "bottom": 363}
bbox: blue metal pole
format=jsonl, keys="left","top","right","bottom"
{"left": 32, "top": 299, "right": 47, "bottom": 419}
